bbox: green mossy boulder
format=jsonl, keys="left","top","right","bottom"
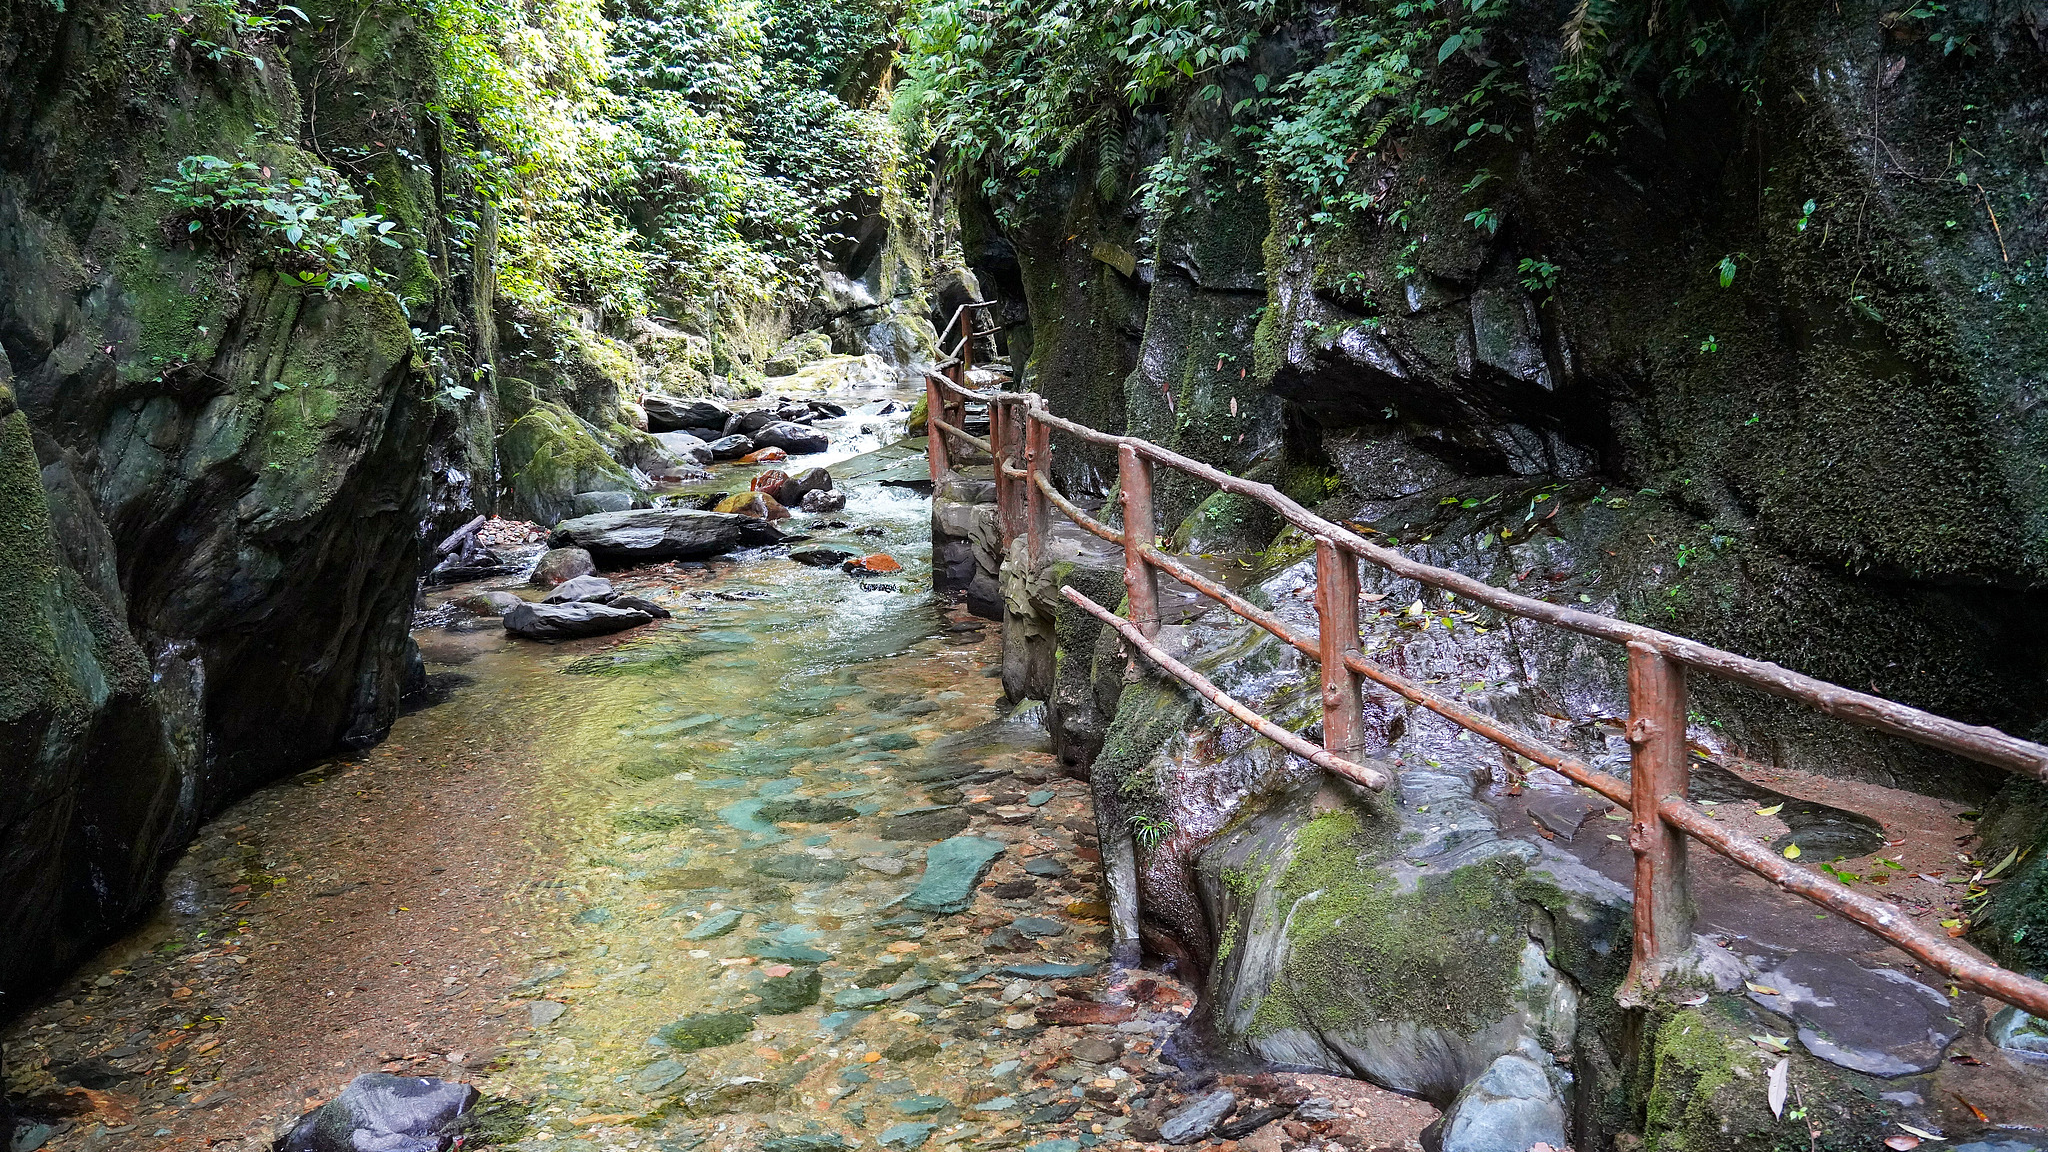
{"left": 498, "top": 401, "right": 645, "bottom": 525}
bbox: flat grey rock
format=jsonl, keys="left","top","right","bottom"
{"left": 1160, "top": 1089, "right": 1237, "bottom": 1144}
{"left": 504, "top": 601, "right": 652, "bottom": 641}
{"left": 1436, "top": 1052, "right": 1568, "bottom": 1152}
{"left": 541, "top": 574, "right": 615, "bottom": 603}
{"left": 549, "top": 507, "right": 783, "bottom": 564}
{"left": 905, "top": 836, "right": 1006, "bottom": 914}
{"left": 1745, "top": 952, "right": 1960, "bottom": 1076}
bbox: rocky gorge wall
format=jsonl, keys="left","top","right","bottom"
{"left": 963, "top": 2, "right": 2048, "bottom": 1146}
{"left": 0, "top": 0, "right": 461, "bottom": 1001}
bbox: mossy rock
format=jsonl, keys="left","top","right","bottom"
{"left": 1970, "top": 778, "right": 2048, "bottom": 977}
{"left": 498, "top": 401, "right": 643, "bottom": 525}
{"left": 1641, "top": 1004, "right": 1892, "bottom": 1152}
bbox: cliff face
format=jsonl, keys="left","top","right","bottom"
{"left": 960, "top": 2, "right": 2048, "bottom": 1125}
{"left": 0, "top": 0, "right": 455, "bottom": 999}
{"left": 972, "top": 2, "right": 2048, "bottom": 791}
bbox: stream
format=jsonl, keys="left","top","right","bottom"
{"left": 0, "top": 368, "right": 1231, "bottom": 1152}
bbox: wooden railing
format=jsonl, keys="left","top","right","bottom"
{"left": 920, "top": 360, "right": 2048, "bottom": 1019}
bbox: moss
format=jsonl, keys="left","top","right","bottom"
{"left": 498, "top": 401, "right": 643, "bottom": 524}
{"left": 0, "top": 408, "right": 72, "bottom": 726}
{"left": 1171, "top": 489, "right": 1280, "bottom": 556}
{"left": 1970, "top": 778, "right": 2048, "bottom": 975}
{"left": 1641, "top": 1005, "right": 1888, "bottom": 1152}
{"left": 1249, "top": 806, "right": 1526, "bottom": 1038}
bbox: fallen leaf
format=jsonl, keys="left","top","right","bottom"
{"left": 1749, "top": 1034, "right": 1792, "bottom": 1053}
{"left": 1948, "top": 1051, "right": 1985, "bottom": 1066}
{"left": 1755, "top": 804, "right": 1784, "bottom": 816}
{"left": 1360, "top": 592, "right": 1388, "bottom": 602}
{"left": 1952, "top": 1093, "right": 1988, "bottom": 1122}
{"left": 1898, "top": 1123, "right": 1945, "bottom": 1141}
{"left": 1886, "top": 1136, "right": 1921, "bottom": 1151}
{"left": 1767, "top": 1057, "right": 1789, "bottom": 1119}
{"left": 1783, "top": 844, "right": 1802, "bottom": 859}
{"left": 1745, "top": 982, "right": 1782, "bottom": 997}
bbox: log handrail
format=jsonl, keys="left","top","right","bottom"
{"left": 921, "top": 370, "right": 2048, "bottom": 1018}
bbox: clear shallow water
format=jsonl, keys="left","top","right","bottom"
{"left": 408, "top": 434, "right": 1108, "bottom": 1149}
{"left": 0, "top": 379, "right": 1123, "bottom": 1152}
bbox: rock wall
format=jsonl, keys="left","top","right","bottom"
{"left": 972, "top": 2, "right": 2048, "bottom": 1146}
{"left": 0, "top": 0, "right": 453, "bottom": 1001}
{"left": 978, "top": 3, "right": 2048, "bottom": 792}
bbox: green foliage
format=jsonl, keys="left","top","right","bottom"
{"left": 155, "top": 155, "right": 408, "bottom": 294}
{"left": 903, "top": 0, "right": 1280, "bottom": 198}
{"left": 148, "top": 0, "right": 308, "bottom": 70}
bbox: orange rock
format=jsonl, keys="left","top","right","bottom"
{"left": 740, "top": 446, "right": 789, "bottom": 464}
{"left": 855, "top": 553, "right": 902, "bottom": 573}
{"left": 751, "top": 469, "right": 792, "bottom": 494}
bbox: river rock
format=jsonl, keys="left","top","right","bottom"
{"left": 1160, "top": 1089, "right": 1237, "bottom": 1144}
{"left": 906, "top": 836, "right": 1006, "bottom": 914}
{"left": 881, "top": 808, "right": 972, "bottom": 841}
{"left": 608, "top": 594, "right": 672, "bottom": 619}
{"left": 789, "top": 467, "right": 834, "bottom": 500}
{"left": 530, "top": 546, "right": 596, "bottom": 588}
{"left": 757, "top": 797, "right": 859, "bottom": 823}
{"left": 549, "top": 508, "right": 783, "bottom": 564}
{"left": 755, "top": 967, "right": 823, "bottom": 1013}
{"left": 504, "top": 601, "right": 653, "bottom": 641}
{"left": 878, "top": 1122, "right": 937, "bottom": 1150}
{"left": 275, "top": 1073, "right": 478, "bottom": 1152}
{"left": 571, "top": 489, "right": 636, "bottom": 516}
{"left": 1744, "top": 951, "right": 1960, "bottom": 1075}
{"left": 656, "top": 1012, "right": 755, "bottom": 1052}
{"left": 1433, "top": 1051, "right": 1568, "bottom": 1152}
{"left": 655, "top": 431, "right": 715, "bottom": 464}
{"left": 645, "top": 395, "right": 732, "bottom": 432}
{"left": 752, "top": 469, "right": 794, "bottom": 498}
{"left": 754, "top": 420, "right": 830, "bottom": 454}
{"left": 802, "top": 488, "right": 847, "bottom": 512}
{"left": 754, "top": 855, "right": 850, "bottom": 881}
{"left": 713, "top": 491, "right": 791, "bottom": 520}
{"left": 541, "top": 574, "right": 615, "bottom": 603}
{"left": 791, "top": 548, "right": 857, "bottom": 567}
{"left": 707, "top": 434, "right": 756, "bottom": 460}
{"left": 684, "top": 909, "right": 743, "bottom": 939}
{"left": 451, "top": 591, "right": 522, "bottom": 616}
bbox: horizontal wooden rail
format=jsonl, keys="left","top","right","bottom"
{"left": 929, "top": 415, "right": 990, "bottom": 454}
{"left": 1063, "top": 587, "right": 1391, "bottom": 790}
{"left": 925, "top": 365, "right": 2048, "bottom": 1019}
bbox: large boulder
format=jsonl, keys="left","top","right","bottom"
{"left": 1432, "top": 1050, "right": 1569, "bottom": 1152}
{"left": 643, "top": 395, "right": 731, "bottom": 433}
{"left": 275, "top": 1074, "right": 478, "bottom": 1152}
{"left": 548, "top": 508, "right": 784, "bottom": 565}
{"left": 528, "top": 546, "right": 596, "bottom": 588}
{"left": 504, "top": 601, "right": 652, "bottom": 642}
{"left": 496, "top": 401, "right": 644, "bottom": 526}
{"left": 706, "top": 434, "right": 755, "bottom": 460}
{"left": 753, "top": 421, "right": 830, "bottom": 454}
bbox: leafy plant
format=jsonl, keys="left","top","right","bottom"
{"left": 155, "top": 155, "right": 406, "bottom": 294}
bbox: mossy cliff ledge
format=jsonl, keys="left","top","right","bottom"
{"left": 0, "top": 0, "right": 447, "bottom": 1001}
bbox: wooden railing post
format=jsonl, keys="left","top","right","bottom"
{"left": 1119, "top": 444, "right": 1160, "bottom": 638}
{"left": 960, "top": 307, "right": 974, "bottom": 377}
{"left": 1024, "top": 404, "right": 1050, "bottom": 569}
{"left": 925, "top": 374, "right": 948, "bottom": 482}
{"left": 1624, "top": 640, "right": 1692, "bottom": 1000}
{"left": 1314, "top": 537, "right": 1366, "bottom": 758}
{"left": 998, "top": 401, "right": 1025, "bottom": 547}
